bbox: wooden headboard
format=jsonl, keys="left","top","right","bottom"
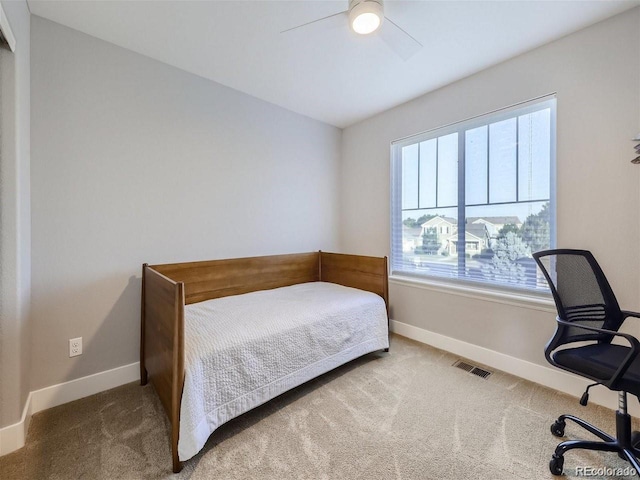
{"left": 151, "top": 252, "right": 319, "bottom": 305}
{"left": 149, "top": 251, "right": 388, "bottom": 309}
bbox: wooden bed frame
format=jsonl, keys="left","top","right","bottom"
{"left": 140, "top": 251, "right": 389, "bottom": 472}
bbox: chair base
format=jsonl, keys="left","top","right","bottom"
{"left": 549, "top": 411, "right": 640, "bottom": 477}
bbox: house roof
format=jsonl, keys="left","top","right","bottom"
{"left": 403, "top": 226, "right": 423, "bottom": 238}
{"left": 445, "top": 231, "right": 484, "bottom": 242}
{"left": 422, "top": 216, "right": 457, "bottom": 227}
{"left": 467, "top": 216, "right": 522, "bottom": 226}
{"left": 466, "top": 224, "right": 489, "bottom": 239}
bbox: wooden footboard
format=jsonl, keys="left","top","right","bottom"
{"left": 140, "top": 265, "right": 185, "bottom": 473}
{"left": 141, "top": 251, "right": 388, "bottom": 473}
{"left": 319, "top": 252, "right": 389, "bottom": 315}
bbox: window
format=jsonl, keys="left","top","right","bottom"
{"left": 391, "top": 96, "right": 556, "bottom": 292}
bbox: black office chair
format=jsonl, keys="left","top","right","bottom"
{"left": 533, "top": 249, "right": 640, "bottom": 476}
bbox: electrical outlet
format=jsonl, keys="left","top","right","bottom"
{"left": 69, "top": 337, "right": 82, "bottom": 357}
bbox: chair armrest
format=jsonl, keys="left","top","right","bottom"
{"left": 622, "top": 310, "right": 640, "bottom": 320}
{"left": 556, "top": 317, "right": 640, "bottom": 388}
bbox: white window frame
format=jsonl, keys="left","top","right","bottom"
{"left": 390, "top": 94, "right": 557, "bottom": 296}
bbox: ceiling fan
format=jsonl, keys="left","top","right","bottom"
{"left": 281, "top": 0, "right": 422, "bottom": 61}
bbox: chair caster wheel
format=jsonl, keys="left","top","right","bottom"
{"left": 549, "top": 455, "right": 564, "bottom": 475}
{"left": 550, "top": 420, "right": 566, "bottom": 437}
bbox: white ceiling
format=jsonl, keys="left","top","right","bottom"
{"left": 28, "top": 0, "right": 639, "bottom": 128}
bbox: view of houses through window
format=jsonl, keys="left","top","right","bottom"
{"left": 391, "top": 96, "right": 556, "bottom": 291}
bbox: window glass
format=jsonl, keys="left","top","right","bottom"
{"left": 437, "top": 133, "right": 458, "bottom": 207}
{"left": 465, "top": 125, "right": 488, "bottom": 205}
{"left": 391, "top": 96, "right": 556, "bottom": 292}
{"left": 489, "top": 118, "right": 517, "bottom": 203}
{"left": 418, "top": 139, "right": 437, "bottom": 209}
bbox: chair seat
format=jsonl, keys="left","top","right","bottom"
{"left": 553, "top": 344, "right": 640, "bottom": 398}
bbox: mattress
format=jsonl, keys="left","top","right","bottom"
{"left": 178, "top": 281, "right": 389, "bottom": 460}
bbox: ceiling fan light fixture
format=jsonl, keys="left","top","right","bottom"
{"left": 349, "top": 0, "right": 383, "bottom": 35}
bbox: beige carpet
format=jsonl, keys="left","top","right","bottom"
{"left": 2, "top": 334, "right": 639, "bottom": 479}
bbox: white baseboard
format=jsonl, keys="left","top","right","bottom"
{"left": 390, "top": 319, "right": 640, "bottom": 417}
{"left": 0, "top": 362, "right": 139, "bottom": 456}
{"left": 0, "top": 392, "right": 32, "bottom": 457}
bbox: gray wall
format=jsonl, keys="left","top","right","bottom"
{"left": 0, "top": 0, "right": 30, "bottom": 428}
{"left": 340, "top": 9, "right": 640, "bottom": 368}
{"left": 30, "top": 17, "right": 341, "bottom": 390}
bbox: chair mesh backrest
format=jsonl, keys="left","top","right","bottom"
{"left": 534, "top": 250, "right": 623, "bottom": 345}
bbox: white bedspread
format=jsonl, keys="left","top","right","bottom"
{"left": 178, "top": 281, "right": 389, "bottom": 460}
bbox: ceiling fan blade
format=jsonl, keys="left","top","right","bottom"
{"left": 281, "top": 11, "right": 348, "bottom": 34}
{"left": 379, "top": 16, "right": 422, "bottom": 61}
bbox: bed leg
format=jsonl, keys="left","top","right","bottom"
{"left": 172, "top": 455, "right": 183, "bottom": 473}
{"left": 384, "top": 348, "right": 389, "bottom": 352}
{"left": 172, "top": 437, "right": 182, "bottom": 473}
{"left": 172, "top": 406, "right": 182, "bottom": 472}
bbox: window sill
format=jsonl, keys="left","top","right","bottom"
{"left": 389, "top": 274, "right": 556, "bottom": 313}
